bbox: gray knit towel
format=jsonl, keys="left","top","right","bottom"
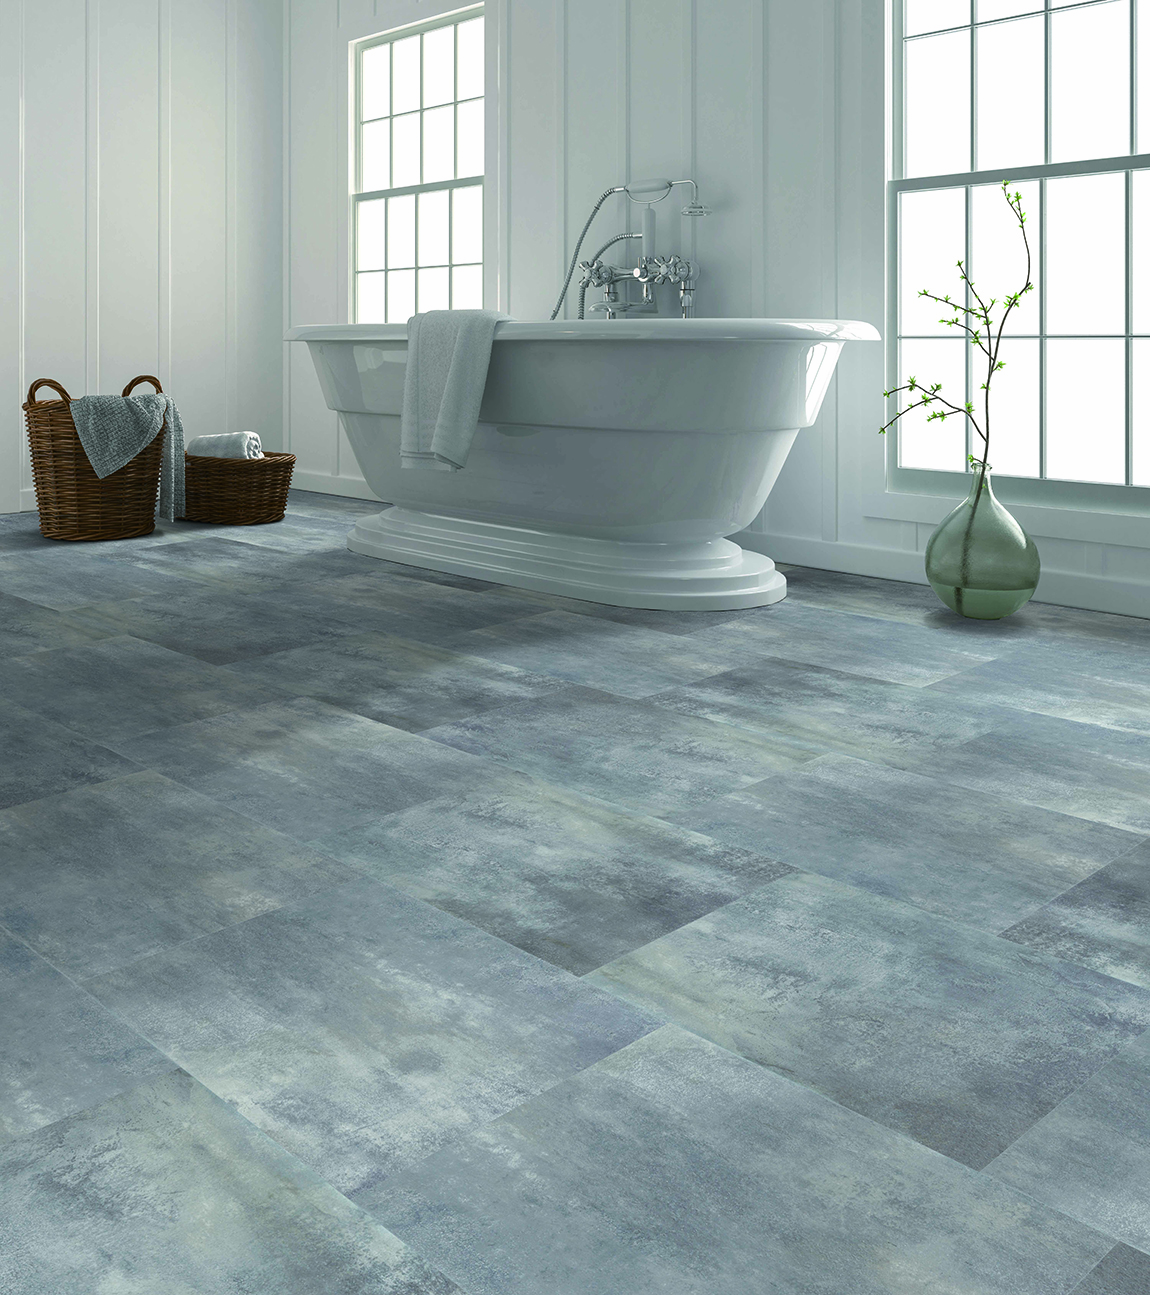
{"left": 69, "top": 394, "right": 186, "bottom": 522}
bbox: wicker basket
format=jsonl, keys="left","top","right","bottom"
{"left": 23, "top": 375, "right": 166, "bottom": 541}
{"left": 181, "top": 450, "right": 296, "bottom": 525}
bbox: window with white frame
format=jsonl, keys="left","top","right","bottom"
{"left": 353, "top": 8, "right": 484, "bottom": 323}
{"left": 892, "top": 0, "right": 1148, "bottom": 486}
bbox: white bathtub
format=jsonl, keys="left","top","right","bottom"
{"left": 285, "top": 318, "right": 879, "bottom": 609}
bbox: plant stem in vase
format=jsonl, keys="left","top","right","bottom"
{"left": 880, "top": 181, "right": 1041, "bottom": 620}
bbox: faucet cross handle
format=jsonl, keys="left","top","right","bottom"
{"left": 650, "top": 255, "right": 677, "bottom": 285}
{"left": 579, "top": 259, "right": 617, "bottom": 289}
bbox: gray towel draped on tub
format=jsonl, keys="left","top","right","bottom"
{"left": 400, "top": 309, "right": 509, "bottom": 471}
{"left": 70, "top": 394, "right": 186, "bottom": 521}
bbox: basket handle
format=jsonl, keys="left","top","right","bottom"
{"left": 122, "top": 374, "right": 164, "bottom": 397}
{"left": 26, "top": 378, "right": 73, "bottom": 405}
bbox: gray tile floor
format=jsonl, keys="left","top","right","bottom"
{"left": 1, "top": 491, "right": 1148, "bottom": 1293}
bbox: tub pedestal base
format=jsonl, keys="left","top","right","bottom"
{"left": 348, "top": 506, "right": 787, "bottom": 610}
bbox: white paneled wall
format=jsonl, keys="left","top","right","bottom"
{"left": 490, "top": 0, "right": 916, "bottom": 565}
{"left": 0, "top": 0, "right": 283, "bottom": 514}
{"left": 9, "top": 0, "right": 1138, "bottom": 614}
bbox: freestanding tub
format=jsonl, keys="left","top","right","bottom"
{"left": 285, "top": 318, "right": 879, "bottom": 609}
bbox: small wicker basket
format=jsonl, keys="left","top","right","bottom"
{"left": 23, "top": 375, "right": 166, "bottom": 542}
{"left": 181, "top": 451, "right": 296, "bottom": 525}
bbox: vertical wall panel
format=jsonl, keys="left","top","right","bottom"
{"left": 561, "top": 0, "right": 626, "bottom": 319}
{"left": 22, "top": 0, "right": 89, "bottom": 409}
{"left": 758, "top": 0, "right": 837, "bottom": 542}
{"left": 0, "top": 0, "right": 24, "bottom": 511}
{"left": 337, "top": 0, "right": 374, "bottom": 33}
{"left": 234, "top": 0, "right": 283, "bottom": 446}
{"left": 505, "top": 0, "right": 561, "bottom": 319}
{"left": 628, "top": 0, "right": 691, "bottom": 311}
{"left": 169, "top": 0, "right": 226, "bottom": 438}
{"left": 98, "top": 0, "right": 160, "bottom": 390}
{"left": 833, "top": 0, "right": 887, "bottom": 547}
{"left": 762, "top": 0, "right": 836, "bottom": 317}
{"left": 286, "top": 0, "right": 340, "bottom": 476}
{"left": 694, "top": 0, "right": 756, "bottom": 318}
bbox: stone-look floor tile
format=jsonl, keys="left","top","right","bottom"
{"left": 237, "top": 632, "right": 566, "bottom": 732}
{"left": 64, "top": 583, "right": 378, "bottom": 665}
{"left": 585, "top": 872, "right": 1150, "bottom": 1169}
{"left": 683, "top": 597, "right": 1003, "bottom": 686}
{"left": 369, "top": 559, "right": 500, "bottom": 592}
{"left": 0, "top": 545, "right": 201, "bottom": 610}
{"left": 287, "top": 488, "right": 382, "bottom": 517}
{"left": 904, "top": 710, "right": 1150, "bottom": 834}
{"left": 0, "top": 591, "right": 112, "bottom": 658}
{"left": 651, "top": 654, "right": 1010, "bottom": 764}
{"left": 220, "top": 515, "right": 369, "bottom": 553}
{"left": 0, "top": 513, "right": 53, "bottom": 553}
{"left": 448, "top": 610, "right": 763, "bottom": 699}
{"left": 121, "top": 534, "right": 379, "bottom": 594}
{"left": 506, "top": 586, "right": 764, "bottom": 636}
{"left": 0, "top": 931, "right": 173, "bottom": 1141}
{"left": 310, "top": 782, "right": 791, "bottom": 974}
{"left": 0, "top": 1070, "right": 462, "bottom": 1295}
{"left": 0, "top": 696, "right": 137, "bottom": 810}
{"left": 121, "top": 697, "right": 508, "bottom": 840}
{"left": 370, "top": 1026, "right": 1112, "bottom": 1295}
{"left": 425, "top": 686, "right": 820, "bottom": 816}
{"left": 86, "top": 877, "right": 657, "bottom": 1195}
{"left": 780, "top": 563, "right": 1048, "bottom": 640}
{"left": 1071, "top": 1245, "right": 1150, "bottom": 1295}
{"left": 1001, "top": 842, "right": 1150, "bottom": 988}
{"left": 668, "top": 753, "right": 1141, "bottom": 932}
{"left": 779, "top": 565, "right": 1150, "bottom": 656}
{"left": 779, "top": 563, "right": 971, "bottom": 623}
{"left": 4, "top": 635, "right": 288, "bottom": 744}
{"left": 302, "top": 571, "right": 545, "bottom": 643}
{"left": 985, "top": 1030, "right": 1150, "bottom": 1252}
{"left": 991, "top": 595, "right": 1150, "bottom": 652}
{"left": 0, "top": 771, "right": 359, "bottom": 980}
{"left": 930, "top": 643, "right": 1150, "bottom": 734}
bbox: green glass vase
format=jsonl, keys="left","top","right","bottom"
{"left": 924, "top": 464, "right": 1040, "bottom": 620}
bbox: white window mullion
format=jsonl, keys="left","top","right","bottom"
{"left": 352, "top": 7, "right": 484, "bottom": 323}
{"left": 1038, "top": 175, "right": 1048, "bottom": 479}
{"left": 893, "top": 0, "right": 1144, "bottom": 489}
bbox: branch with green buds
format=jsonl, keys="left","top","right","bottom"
{"left": 880, "top": 180, "right": 1033, "bottom": 472}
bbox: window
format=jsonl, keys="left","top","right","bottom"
{"left": 892, "top": 1, "right": 1149, "bottom": 486}
{"left": 353, "top": 8, "right": 484, "bottom": 323}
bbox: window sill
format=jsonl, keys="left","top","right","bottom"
{"left": 865, "top": 467, "right": 1150, "bottom": 549}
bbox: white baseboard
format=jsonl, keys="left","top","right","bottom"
{"left": 17, "top": 487, "right": 36, "bottom": 512}
{"left": 290, "top": 471, "right": 381, "bottom": 502}
{"left": 735, "top": 530, "right": 1150, "bottom": 621}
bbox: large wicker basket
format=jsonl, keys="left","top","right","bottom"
{"left": 23, "top": 375, "right": 166, "bottom": 541}
{"left": 181, "top": 451, "right": 296, "bottom": 525}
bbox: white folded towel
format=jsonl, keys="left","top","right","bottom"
{"left": 401, "top": 309, "right": 508, "bottom": 471}
{"left": 186, "top": 431, "right": 263, "bottom": 460}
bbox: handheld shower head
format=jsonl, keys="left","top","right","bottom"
{"left": 623, "top": 178, "right": 673, "bottom": 203}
